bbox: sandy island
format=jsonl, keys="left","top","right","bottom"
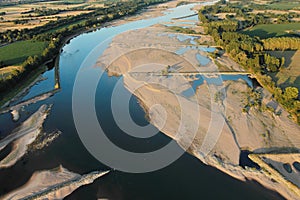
{"left": 97, "top": 14, "right": 300, "bottom": 199}
{"left": 0, "top": 104, "right": 52, "bottom": 168}
{"left": 0, "top": 165, "right": 110, "bottom": 200}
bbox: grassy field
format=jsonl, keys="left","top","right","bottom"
{"left": 0, "top": 40, "right": 48, "bottom": 66}
{"left": 267, "top": 2, "right": 300, "bottom": 10}
{"left": 269, "top": 50, "right": 300, "bottom": 90}
{"left": 242, "top": 23, "right": 300, "bottom": 39}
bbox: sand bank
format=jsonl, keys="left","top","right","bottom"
{"left": 107, "top": 0, "right": 211, "bottom": 27}
{"left": 97, "top": 24, "right": 300, "bottom": 199}
{"left": 1, "top": 166, "right": 110, "bottom": 200}
{"left": 0, "top": 104, "right": 50, "bottom": 168}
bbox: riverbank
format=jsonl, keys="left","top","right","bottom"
{"left": 0, "top": 66, "right": 47, "bottom": 108}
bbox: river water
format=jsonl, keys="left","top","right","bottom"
{"left": 0, "top": 2, "right": 283, "bottom": 200}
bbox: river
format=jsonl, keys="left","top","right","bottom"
{"left": 0, "top": 2, "right": 283, "bottom": 200}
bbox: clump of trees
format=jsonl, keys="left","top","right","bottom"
{"left": 274, "top": 86, "right": 300, "bottom": 121}
{"left": 262, "top": 37, "right": 300, "bottom": 50}
{"left": 169, "top": 26, "right": 196, "bottom": 34}
{"left": 263, "top": 54, "right": 282, "bottom": 72}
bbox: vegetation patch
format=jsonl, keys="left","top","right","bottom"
{"left": 242, "top": 23, "right": 300, "bottom": 39}
{"left": 168, "top": 26, "right": 197, "bottom": 34}
{"left": 0, "top": 66, "right": 23, "bottom": 80}
{"left": 0, "top": 40, "right": 48, "bottom": 67}
{"left": 267, "top": 2, "right": 300, "bottom": 10}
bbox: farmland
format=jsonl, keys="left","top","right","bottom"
{"left": 242, "top": 23, "right": 300, "bottom": 39}
{"left": 267, "top": 2, "right": 300, "bottom": 10}
{"left": 0, "top": 0, "right": 102, "bottom": 32}
{"left": 0, "top": 40, "right": 48, "bottom": 66}
{"left": 232, "top": 0, "right": 300, "bottom": 10}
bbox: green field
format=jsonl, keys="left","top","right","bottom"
{"left": 268, "top": 2, "right": 300, "bottom": 10}
{"left": 46, "top": 19, "right": 86, "bottom": 33}
{"left": 0, "top": 40, "right": 48, "bottom": 66}
{"left": 242, "top": 23, "right": 300, "bottom": 39}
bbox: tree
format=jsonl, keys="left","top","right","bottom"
{"left": 284, "top": 87, "right": 299, "bottom": 100}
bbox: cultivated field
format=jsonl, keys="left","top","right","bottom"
{"left": 267, "top": 2, "right": 300, "bottom": 10}
{"left": 0, "top": 40, "right": 48, "bottom": 66}
{"left": 242, "top": 23, "right": 300, "bottom": 39}
{"left": 0, "top": 0, "right": 103, "bottom": 32}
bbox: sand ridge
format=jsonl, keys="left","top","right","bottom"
{"left": 1, "top": 166, "right": 110, "bottom": 200}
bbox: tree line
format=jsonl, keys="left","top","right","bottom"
{"left": 262, "top": 37, "right": 300, "bottom": 50}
